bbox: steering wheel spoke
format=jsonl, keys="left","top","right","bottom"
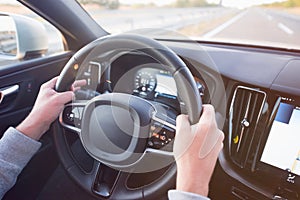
{"left": 59, "top": 100, "right": 88, "bottom": 134}
{"left": 110, "top": 172, "right": 143, "bottom": 199}
{"left": 91, "top": 163, "right": 145, "bottom": 199}
{"left": 91, "top": 162, "right": 121, "bottom": 198}
{"left": 147, "top": 111, "right": 176, "bottom": 154}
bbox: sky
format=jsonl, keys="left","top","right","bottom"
{"left": 2, "top": 0, "right": 286, "bottom": 9}
{"left": 208, "top": 0, "right": 285, "bottom": 9}
{"left": 119, "top": 0, "right": 285, "bottom": 8}
{"left": 119, "top": 0, "right": 175, "bottom": 6}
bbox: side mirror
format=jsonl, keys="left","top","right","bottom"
{"left": 0, "top": 13, "right": 48, "bottom": 60}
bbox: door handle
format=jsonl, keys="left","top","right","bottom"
{"left": 0, "top": 85, "right": 19, "bottom": 104}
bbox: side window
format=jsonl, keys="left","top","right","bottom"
{"left": 0, "top": 2, "right": 65, "bottom": 66}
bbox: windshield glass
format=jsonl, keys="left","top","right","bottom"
{"left": 81, "top": 0, "right": 300, "bottom": 50}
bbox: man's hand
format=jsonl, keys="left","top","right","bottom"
{"left": 174, "top": 104, "right": 224, "bottom": 197}
{"left": 17, "top": 77, "right": 86, "bottom": 140}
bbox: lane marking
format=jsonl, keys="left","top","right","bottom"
{"left": 203, "top": 10, "right": 247, "bottom": 39}
{"left": 278, "top": 23, "right": 294, "bottom": 35}
{"left": 267, "top": 15, "right": 273, "bottom": 21}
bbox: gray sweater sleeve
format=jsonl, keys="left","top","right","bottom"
{"left": 0, "top": 127, "right": 41, "bottom": 199}
{"left": 168, "top": 190, "right": 210, "bottom": 200}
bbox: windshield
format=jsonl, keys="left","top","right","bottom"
{"left": 79, "top": 0, "right": 300, "bottom": 50}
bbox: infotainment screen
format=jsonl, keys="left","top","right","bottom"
{"left": 261, "top": 101, "right": 300, "bottom": 176}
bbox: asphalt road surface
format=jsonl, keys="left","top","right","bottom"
{"left": 45, "top": 6, "right": 300, "bottom": 51}
{"left": 203, "top": 8, "right": 300, "bottom": 49}
{"left": 89, "top": 7, "right": 300, "bottom": 50}
{"left": 90, "top": 7, "right": 236, "bottom": 34}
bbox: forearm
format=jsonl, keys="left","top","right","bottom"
{"left": 176, "top": 170, "right": 209, "bottom": 197}
{"left": 16, "top": 112, "right": 49, "bottom": 140}
{"left": 0, "top": 127, "right": 41, "bottom": 198}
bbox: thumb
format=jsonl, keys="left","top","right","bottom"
{"left": 55, "top": 91, "right": 74, "bottom": 104}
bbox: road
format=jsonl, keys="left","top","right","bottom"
{"left": 76, "top": 7, "right": 300, "bottom": 49}
{"left": 202, "top": 8, "right": 300, "bottom": 49}
{"left": 88, "top": 7, "right": 237, "bottom": 34}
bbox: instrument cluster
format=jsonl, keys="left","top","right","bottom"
{"left": 75, "top": 59, "right": 208, "bottom": 110}
{"left": 133, "top": 68, "right": 177, "bottom": 98}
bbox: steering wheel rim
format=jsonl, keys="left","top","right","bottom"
{"left": 53, "top": 33, "right": 202, "bottom": 199}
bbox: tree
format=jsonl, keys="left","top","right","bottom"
{"left": 77, "top": 0, "right": 120, "bottom": 9}
{"left": 175, "top": 0, "right": 208, "bottom": 7}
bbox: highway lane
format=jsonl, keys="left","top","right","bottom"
{"left": 88, "top": 7, "right": 237, "bottom": 34}
{"left": 75, "top": 7, "right": 300, "bottom": 49}
{"left": 203, "top": 8, "right": 300, "bottom": 49}
{"left": 264, "top": 9, "right": 300, "bottom": 36}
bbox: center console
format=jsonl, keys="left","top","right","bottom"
{"left": 223, "top": 85, "right": 300, "bottom": 200}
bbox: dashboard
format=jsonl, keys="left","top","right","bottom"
{"left": 76, "top": 52, "right": 209, "bottom": 111}
{"left": 71, "top": 40, "right": 300, "bottom": 200}
{"left": 162, "top": 41, "right": 300, "bottom": 200}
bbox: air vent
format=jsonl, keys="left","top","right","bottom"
{"left": 229, "top": 86, "right": 266, "bottom": 168}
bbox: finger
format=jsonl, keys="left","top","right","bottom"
{"left": 72, "top": 79, "right": 87, "bottom": 88}
{"left": 176, "top": 114, "right": 194, "bottom": 141}
{"left": 193, "top": 105, "right": 215, "bottom": 142}
{"left": 207, "top": 130, "right": 224, "bottom": 159}
{"left": 42, "top": 76, "right": 59, "bottom": 89}
{"left": 174, "top": 114, "right": 194, "bottom": 159}
{"left": 176, "top": 114, "right": 189, "bottom": 132}
{"left": 55, "top": 91, "right": 74, "bottom": 104}
{"left": 70, "top": 79, "right": 87, "bottom": 91}
{"left": 72, "top": 87, "right": 81, "bottom": 92}
{"left": 198, "top": 105, "right": 215, "bottom": 126}
{"left": 199, "top": 129, "right": 224, "bottom": 159}
{"left": 191, "top": 105, "right": 218, "bottom": 157}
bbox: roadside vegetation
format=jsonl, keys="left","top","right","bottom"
{"left": 263, "top": 0, "right": 300, "bottom": 16}
{"left": 267, "top": 0, "right": 300, "bottom": 8}
{"left": 173, "top": 0, "right": 210, "bottom": 7}
{"left": 78, "top": 0, "right": 221, "bottom": 9}
{"left": 78, "top": 0, "right": 120, "bottom": 9}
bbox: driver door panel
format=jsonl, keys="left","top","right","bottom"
{"left": 0, "top": 52, "right": 72, "bottom": 199}
{"left": 0, "top": 53, "right": 72, "bottom": 134}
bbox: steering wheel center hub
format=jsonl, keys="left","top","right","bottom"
{"left": 80, "top": 93, "right": 154, "bottom": 168}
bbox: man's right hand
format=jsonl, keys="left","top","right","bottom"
{"left": 174, "top": 104, "right": 224, "bottom": 197}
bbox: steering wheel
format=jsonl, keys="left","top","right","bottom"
{"left": 53, "top": 34, "right": 202, "bottom": 199}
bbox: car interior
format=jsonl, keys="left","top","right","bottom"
{"left": 1, "top": 0, "right": 300, "bottom": 199}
